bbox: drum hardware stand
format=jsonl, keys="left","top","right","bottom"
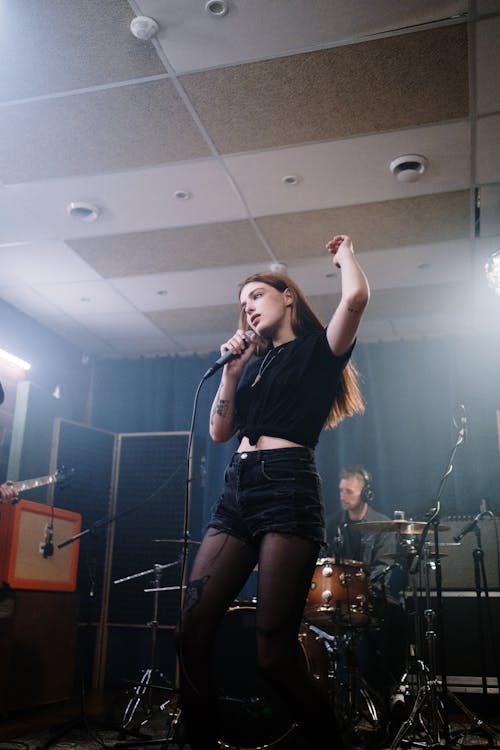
{"left": 390, "top": 408, "right": 500, "bottom": 750}
{"left": 308, "top": 622, "right": 381, "bottom": 739}
{"left": 112, "top": 560, "right": 182, "bottom": 748}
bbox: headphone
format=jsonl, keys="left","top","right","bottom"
{"left": 343, "top": 465, "right": 375, "bottom": 504}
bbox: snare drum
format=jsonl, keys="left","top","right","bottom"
{"left": 304, "top": 558, "right": 371, "bottom": 631}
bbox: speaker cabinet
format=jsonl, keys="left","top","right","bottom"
{"left": 405, "top": 591, "right": 500, "bottom": 692}
{"left": 0, "top": 500, "right": 81, "bottom": 591}
{"left": 0, "top": 590, "right": 79, "bottom": 712}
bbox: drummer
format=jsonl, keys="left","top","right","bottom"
{"left": 325, "top": 466, "right": 407, "bottom": 727}
{"left": 326, "top": 466, "right": 403, "bottom": 604}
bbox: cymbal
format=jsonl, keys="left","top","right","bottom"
{"left": 360, "top": 520, "right": 450, "bottom": 533}
{"left": 152, "top": 538, "right": 201, "bottom": 545}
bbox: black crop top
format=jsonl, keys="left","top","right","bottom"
{"left": 235, "top": 329, "right": 355, "bottom": 448}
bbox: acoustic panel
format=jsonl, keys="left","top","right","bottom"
{"left": 107, "top": 432, "right": 202, "bottom": 628}
{"left": 51, "top": 418, "right": 115, "bottom": 621}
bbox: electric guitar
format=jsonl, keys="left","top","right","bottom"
{"left": 1, "top": 467, "right": 74, "bottom": 502}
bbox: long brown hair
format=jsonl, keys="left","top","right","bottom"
{"left": 238, "top": 272, "right": 365, "bottom": 428}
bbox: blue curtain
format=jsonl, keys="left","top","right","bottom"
{"left": 91, "top": 335, "right": 500, "bottom": 536}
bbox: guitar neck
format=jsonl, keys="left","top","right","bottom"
{"left": 12, "top": 474, "right": 57, "bottom": 494}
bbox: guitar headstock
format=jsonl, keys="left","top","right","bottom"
{"left": 54, "top": 466, "right": 75, "bottom": 489}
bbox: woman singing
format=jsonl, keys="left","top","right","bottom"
{"left": 176, "top": 234, "right": 369, "bottom": 749}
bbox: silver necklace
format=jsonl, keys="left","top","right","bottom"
{"left": 250, "top": 346, "right": 284, "bottom": 388}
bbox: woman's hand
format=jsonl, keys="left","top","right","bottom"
{"left": 0, "top": 481, "right": 17, "bottom": 503}
{"left": 326, "top": 234, "right": 354, "bottom": 269}
{"left": 220, "top": 329, "right": 256, "bottom": 377}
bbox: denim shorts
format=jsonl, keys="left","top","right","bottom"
{"left": 207, "top": 447, "right": 326, "bottom": 549}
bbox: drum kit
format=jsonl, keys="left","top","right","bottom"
{"left": 112, "top": 519, "right": 498, "bottom": 750}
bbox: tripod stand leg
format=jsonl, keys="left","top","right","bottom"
{"left": 389, "top": 682, "right": 440, "bottom": 750}
{"left": 446, "top": 690, "right": 500, "bottom": 745}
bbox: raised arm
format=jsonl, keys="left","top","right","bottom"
{"left": 209, "top": 329, "right": 256, "bottom": 442}
{"left": 325, "top": 235, "right": 370, "bottom": 356}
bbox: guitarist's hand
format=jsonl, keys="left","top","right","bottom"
{"left": 0, "top": 481, "right": 17, "bottom": 502}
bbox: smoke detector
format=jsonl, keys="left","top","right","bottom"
{"left": 389, "top": 154, "right": 428, "bottom": 183}
{"left": 130, "top": 16, "right": 159, "bottom": 40}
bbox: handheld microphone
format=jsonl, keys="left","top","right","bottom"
{"left": 203, "top": 331, "right": 253, "bottom": 380}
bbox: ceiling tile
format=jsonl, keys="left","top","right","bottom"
{"left": 0, "top": 80, "right": 211, "bottom": 184}
{"left": 31, "top": 279, "right": 137, "bottom": 316}
{"left": 180, "top": 25, "right": 468, "bottom": 153}
{"left": 110, "top": 262, "right": 267, "bottom": 312}
{"left": 147, "top": 304, "right": 239, "bottom": 337}
{"left": 0, "top": 241, "right": 100, "bottom": 284}
{"left": 224, "top": 122, "right": 470, "bottom": 216}
{"left": 0, "top": 0, "right": 165, "bottom": 102}
{"left": 141, "top": 0, "right": 467, "bottom": 73}
{"left": 2, "top": 161, "right": 248, "bottom": 243}
{"left": 256, "top": 192, "right": 470, "bottom": 260}
{"left": 68, "top": 220, "right": 269, "bottom": 276}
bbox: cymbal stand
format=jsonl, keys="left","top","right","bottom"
{"left": 113, "top": 560, "right": 180, "bottom": 736}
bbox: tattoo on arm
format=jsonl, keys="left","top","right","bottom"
{"left": 211, "top": 397, "right": 230, "bottom": 425}
{"left": 347, "top": 306, "right": 360, "bottom": 313}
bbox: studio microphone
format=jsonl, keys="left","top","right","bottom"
{"left": 202, "top": 331, "right": 253, "bottom": 380}
{"left": 40, "top": 522, "right": 54, "bottom": 558}
{"left": 453, "top": 513, "right": 481, "bottom": 543}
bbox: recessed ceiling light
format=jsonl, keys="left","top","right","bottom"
{"left": 173, "top": 190, "right": 192, "bottom": 200}
{"left": 389, "top": 155, "right": 427, "bottom": 183}
{"left": 67, "top": 201, "right": 100, "bottom": 222}
{"left": 281, "top": 174, "right": 301, "bottom": 186}
{"left": 205, "top": 1, "right": 229, "bottom": 16}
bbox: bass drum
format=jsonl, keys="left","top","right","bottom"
{"left": 213, "top": 603, "right": 330, "bottom": 749}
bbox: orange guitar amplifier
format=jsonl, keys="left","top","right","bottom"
{"left": 0, "top": 500, "right": 81, "bottom": 591}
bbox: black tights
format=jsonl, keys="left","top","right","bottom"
{"left": 176, "top": 530, "right": 344, "bottom": 749}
